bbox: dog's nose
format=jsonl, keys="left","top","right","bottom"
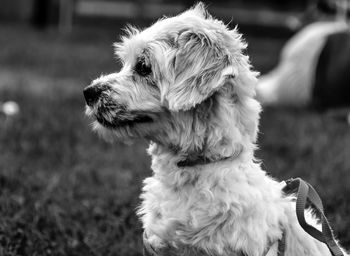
{"left": 83, "top": 85, "right": 102, "bottom": 106}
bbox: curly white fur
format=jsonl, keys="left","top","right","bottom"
{"left": 84, "top": 3, "right": 347, "bottom": 256}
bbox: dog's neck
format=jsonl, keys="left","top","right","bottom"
{"left": 173, "top": 143, "right": 244, "bottom": 168}
{"left": 176, "top": 154, "right": 232, "bottom": 168}
{"left": 148, "top": 140, "right": 249, "bottom": 170}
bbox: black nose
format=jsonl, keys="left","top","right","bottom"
{"left": 83, "top": 85, "right": 102, "bottom": 106}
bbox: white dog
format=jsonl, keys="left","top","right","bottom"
{"left": 84, "top": 3, "right": 347, "bottom": 256}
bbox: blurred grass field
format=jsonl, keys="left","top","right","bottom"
{"left": 0, "top": 24, "right": 349, "bottom": 256}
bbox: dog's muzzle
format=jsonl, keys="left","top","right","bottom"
{"left": 83, "top": 84, "right": 155, "bottom": 128}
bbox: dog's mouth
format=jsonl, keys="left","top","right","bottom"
{"left": 95, "top": 113, "right": 154, "bottom": 129}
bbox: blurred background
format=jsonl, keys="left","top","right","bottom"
{"left": 0, "top": 0, "right": 349, "bottom": 255}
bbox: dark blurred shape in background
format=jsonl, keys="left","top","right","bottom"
{"left": 255, "top": 0, "right": 350, "bottom": 110}
{"left": 313, "top": 29, "right": 350, "bottom": 109}
{"left": 32, "top": 0, "right": 53, "bottom": 29}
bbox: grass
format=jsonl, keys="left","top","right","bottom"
{"left": 0, "top": 24, "right": 349, "bottom": 256}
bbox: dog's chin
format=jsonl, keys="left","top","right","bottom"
{"left": 91, "top": 116, "right": 158, "bottom": 144}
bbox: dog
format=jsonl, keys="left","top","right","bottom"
{"left": 84, "top": 3, "right": 347, "bottom": 256}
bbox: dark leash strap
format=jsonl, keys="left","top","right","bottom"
{"left": 282, "top": 178, "right": 344, "bottom": 256}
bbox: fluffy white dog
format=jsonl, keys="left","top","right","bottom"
{"left": 84, "top": 3, "right": 347, "bottom": 256}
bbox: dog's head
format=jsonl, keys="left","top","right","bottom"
{"left": 84, "top": 3, "right": 260, "bottom": 157}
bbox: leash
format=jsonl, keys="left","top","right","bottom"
{"left": 282, "top": 177, "right": 344, "bottom": 256}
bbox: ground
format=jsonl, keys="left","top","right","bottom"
{"left": 0, "top": 24, "right": 349, "bottom": 256}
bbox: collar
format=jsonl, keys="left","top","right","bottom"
{"left": 176, "top": 155, "right": 232, "bottom": 168}
{"left": 176, "top": 145, "right": 243, "bottom": 168}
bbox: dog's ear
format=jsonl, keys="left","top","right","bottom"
{"left": 190, "top": 2, "right": 212, "bottom": 19}
{"left": 165, "top": 30, "right": 234, "bottom": 111}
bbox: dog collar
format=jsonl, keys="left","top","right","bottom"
{"left": 176, "top": 146, "right": 243, "bottom": 168}
{"left": 176, "top": 155, "right": 231, "bottom": 168}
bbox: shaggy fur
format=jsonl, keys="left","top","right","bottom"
{"left": 84, "top": 3, "right": 347, "bottom": 256}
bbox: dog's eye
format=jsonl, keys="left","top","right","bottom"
{"left": 135, "top": 58, "right": 152, "bottom": 77}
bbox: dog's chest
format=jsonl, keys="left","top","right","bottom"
{"left": 143, "top": 234, "right": 247, "bottom": 256}
{"left": 140, "top": 161, "right": 286, "bottom": 256}
{"left": 140, "top": 174, "right": 253, "bottom": 254}
{"left": 141, "top": 170, "right": 229, "bottom": 218}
